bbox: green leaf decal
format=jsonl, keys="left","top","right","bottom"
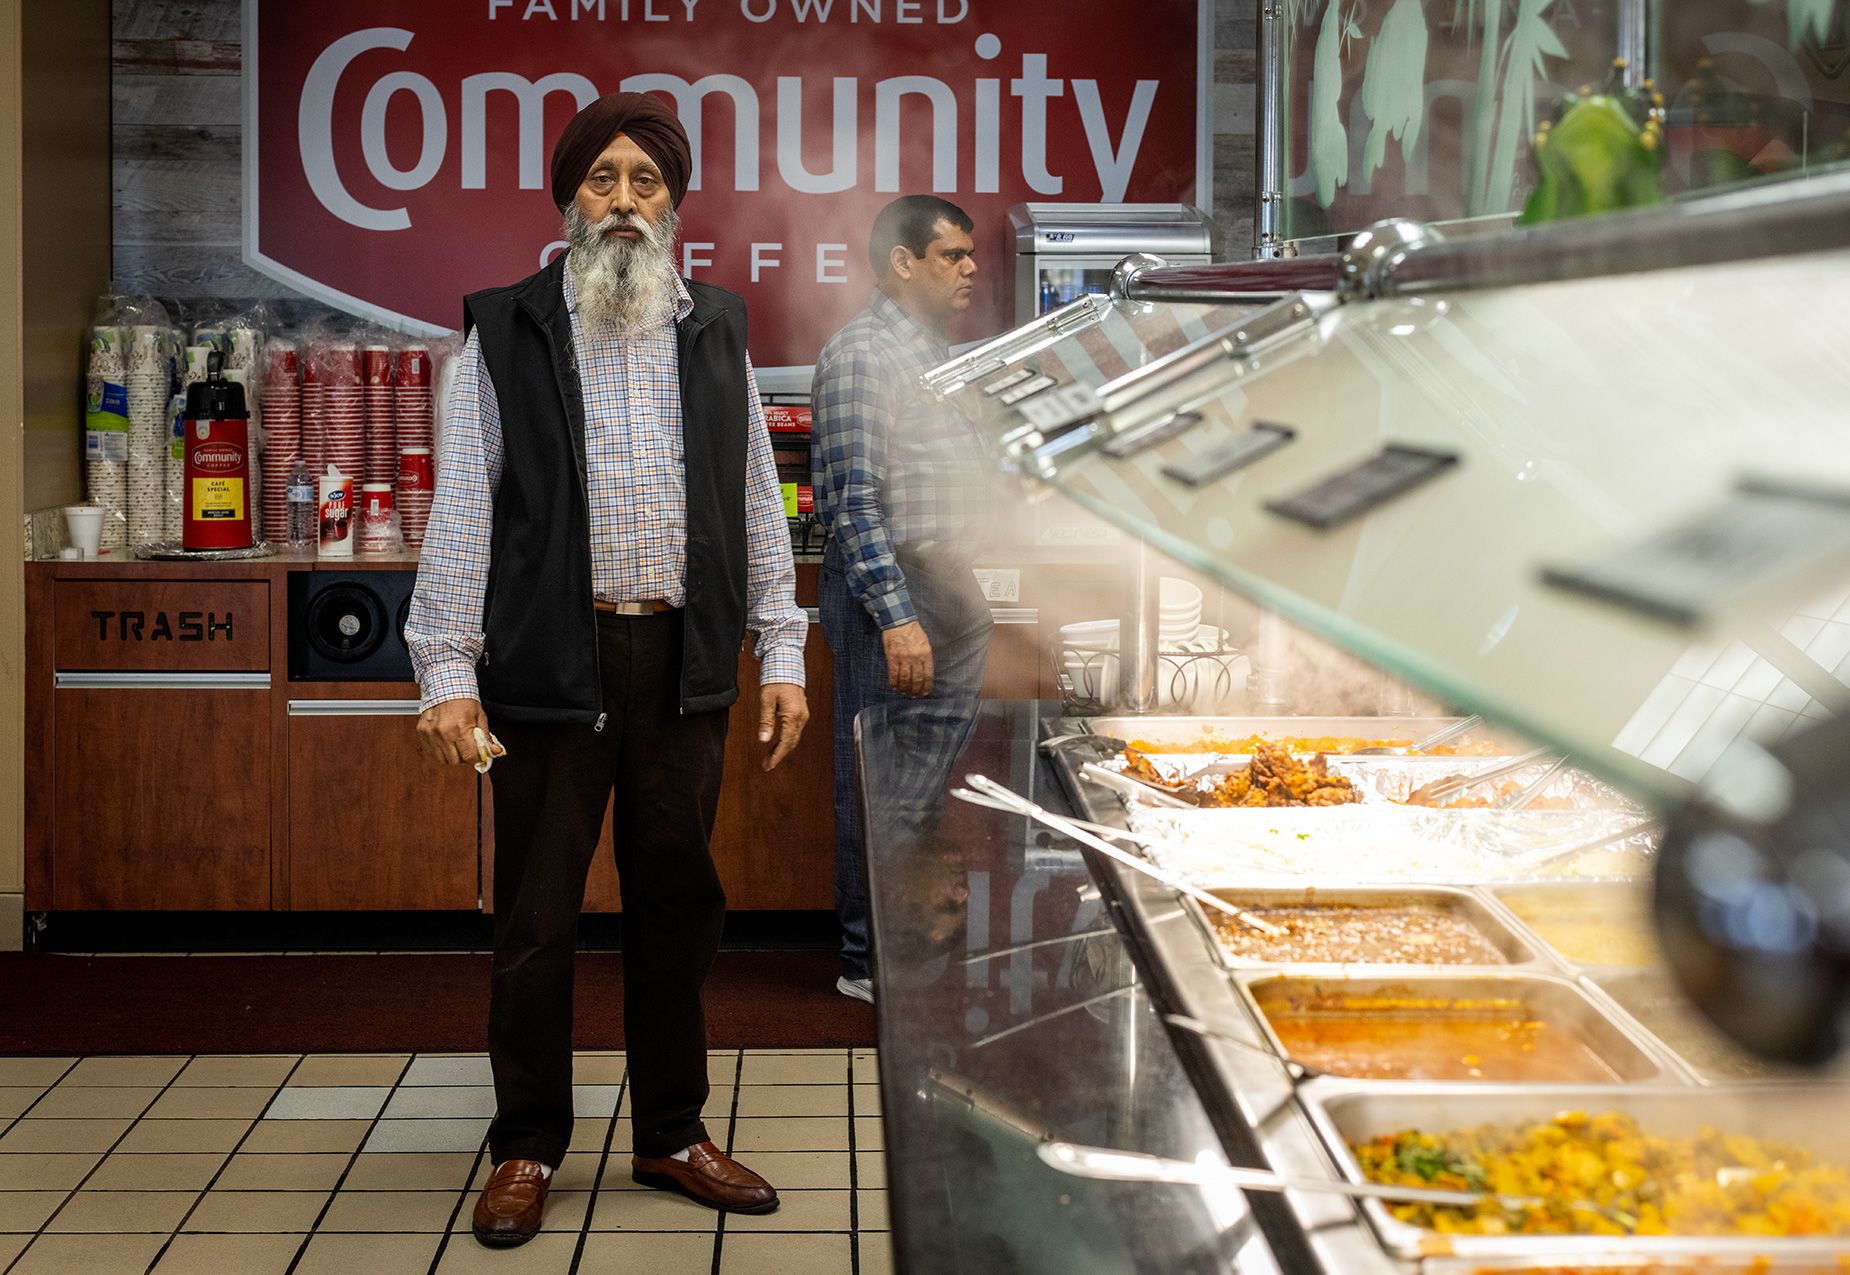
{"left": 1362, "top": 0, "right": 1430, "bottom": 181}
{"left": 1310, "top": 0, "right": 1352, "bottom": 206}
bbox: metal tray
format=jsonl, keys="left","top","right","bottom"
{"left": 1234, "top": 972, "right": 1679, "bottom": 1085}
{"left": 1127, "top": 804, "right": 1656, "bottom": 888}
{"left": 1581, "top": 968, "right": 1846, "bottom": 1087}
{"left": 1424, "top": 1259, "right": 1850, "bottom": 1274}
{"left": 1187, "top": 885, "right": 1552, "bottom": 973}
{"left": 1300, "top": 1082, "right": 1850, "bottom": 1262}
{"left": 1080, "top": 715, "right": 1498, "bottom": 753}
{"left": 1488, "top": 882, "right": 1663, "bottom": 970}
{"left": 1102, "top": 753, "right": 1642, "bottom": 815}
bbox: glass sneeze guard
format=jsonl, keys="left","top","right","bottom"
{"left": 943, "top": 216, "right": 1850, "bottom": 811}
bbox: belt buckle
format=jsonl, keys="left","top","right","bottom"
{"left": 597, "top": 599, "right": 662, "bottom": 616}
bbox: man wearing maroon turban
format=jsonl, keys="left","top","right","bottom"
{"left": 406, "top": 91, "right": 809, "bottom": 1247}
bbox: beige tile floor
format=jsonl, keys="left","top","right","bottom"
{"left": 0, "top": 1049, "right": 890, "bottom": 1274}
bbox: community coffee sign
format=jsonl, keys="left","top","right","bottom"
{"left": 244, "top": 0, "right": 1208, "bottom": 369}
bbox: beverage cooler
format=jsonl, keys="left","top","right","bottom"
{"left": 763, "top": 400, "right": 822, "bottom": 556}
{"left": 1008, "top": 203, "right": 1214, "bottom": 323}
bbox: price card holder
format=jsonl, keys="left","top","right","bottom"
{"left": 1265, "top": 444, "right": 1459, "bottom": 530}
{"left": 1541, "top": 486, "right": 1850, "bottom": 627}
{"left": 980, "top": 368, "right": 1036, "bottom": 396}
{"left": 1099, "top": 410, "right": 1205, "bottom": 459}
{"left": 1161, "top": 422, "right": 1296, "bottom": 486}
{"left": 998, "top": 374, "right": 1056, "bottom": 406}
{"left": 1018, "top": 382, "right": 1103, "bottom": 433}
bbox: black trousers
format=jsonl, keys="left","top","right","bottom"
{"left": 485, "top": 611, "right": 729, "bottom": 1165}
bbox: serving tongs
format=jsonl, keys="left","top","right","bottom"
{"left": 1162, "top": 1013, "right": 1321, "bottom": 1083}
{"left": 1037, "top": 1142, "right": 1543, "bottom": 1212}
{"left": 1509, "top": 818, "right": 1660, "bottom": 874}
{"left": 948, "top": 787, "right": 1164, "bottom": 847}
{"left": 1038, "top": 730, "right": 1129, "bottom": 756}
{"left": 1352, "top": 716, "right": 1485, "bottom": 755}
{"left": 1491, "top": 754, "right": 1571, "bottom": 811}
{"left": 954, "top": 774, "right": 1282, "bottom": 936}
{"left": 1405, "top": 747, "right": 1554, "bottom": 807}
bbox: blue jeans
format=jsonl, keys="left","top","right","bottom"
{"left": 820, "top": 546, "right": 993, "bottom": 981}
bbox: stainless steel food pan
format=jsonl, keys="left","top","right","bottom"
{"left": 1188, "top": 884, "right": 1551, "bottom": 972}
{"left": 1234, "top": 971, "right": 1678, "bottom": 1085}
{"left": 1301, "top": 1082, "right": 1850, "bottom": 1262}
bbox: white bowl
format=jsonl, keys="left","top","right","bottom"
{"left": 1062, "top": 651, "right": 1118, "bottom": 701}
{"left": 1159, "top": 577, "right": 1203, "bottom": 612}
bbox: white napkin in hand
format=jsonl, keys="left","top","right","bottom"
{"left": 472, "top": 726, "right": 507, "bottom": 774}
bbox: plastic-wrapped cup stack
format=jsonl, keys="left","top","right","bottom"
{"left": 397, "top": 446, "right": 434, "bottom": 550}
{"left": 84, "top": 326, "right": 131, "bottom": 553}
{"left": 321, "top": 345, "right": 365, "bottom": 479}
{"left": 225, "top": 326, "right": 265, "bottom": 536}
{"left": 125, "top": 325, "right": 176, "bottom": 548}
{"left": 394, "top": 347, "right": 434, "bottom": 452}
{"left": 357, "top": 481, "right": 395, "bottom": 554}
{"left": 259, "top": 342, "right": 301, "bottom": 545}
{"left": 394, "top": 348, "right": 436, "bottom": 552}
{"left": 362, "top": 346, "right": 396, "bottom": 485}
{"left": 175, "top": 347, "right": 216, "bottom": 541}
{"left": 300, "top": 352, "right": 325, "bottom": 475}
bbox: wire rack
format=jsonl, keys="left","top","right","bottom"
{"left": 1053, "top": 637, "right": 1250, "bottom": 716}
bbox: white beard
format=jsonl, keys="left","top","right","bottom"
{"left": 564, "top": 204, "right": 681, "bottom": 338}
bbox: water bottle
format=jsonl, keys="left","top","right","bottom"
{"left": 285, "top": 460, "right": 316, "bottom": 548}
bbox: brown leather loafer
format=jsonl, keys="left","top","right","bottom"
{"left": 471, "top": 1158, "right": 551, "bottom": 1247}
{"left": 632, "top": 1141, "right": 780, "bottom": 1214}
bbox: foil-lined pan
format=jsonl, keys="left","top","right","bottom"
{"left": 1124, "top": 803, "right": 1659, "bottom": 885}
{"left": 1111, "top": 752, "right": 1644, "bottom": 813}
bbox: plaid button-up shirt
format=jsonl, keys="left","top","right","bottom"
{"left": 407, "top": 268, "right": 806, "bottom": 710}
{"left": 811, "top": 291, "right": 993, "bottom": 630}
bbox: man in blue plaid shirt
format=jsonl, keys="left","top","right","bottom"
{"left": 812, "top": 196, "right": 996, "bottom": 1004}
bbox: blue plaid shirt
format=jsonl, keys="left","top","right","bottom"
{"left": 408, "top": 269, "right": 806, "bottom": 710}
{"left": 811, "top": 291, "right": 993, "bottom": 630}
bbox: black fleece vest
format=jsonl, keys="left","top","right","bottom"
{"left": 462, "top": 256, "right": 750, "bottom": 723}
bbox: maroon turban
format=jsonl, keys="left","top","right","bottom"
{"left": 548, "top": 91, "right": 692, "bottom": 209}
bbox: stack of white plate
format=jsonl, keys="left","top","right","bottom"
{"left": 1058, "top": 618, "right": 1120, "bottom": 702}
{"left": 1159, "top": 577, "right": 1202, "bottom": 647}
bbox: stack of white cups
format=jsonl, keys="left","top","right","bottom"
{"left": 174, "top": 347, "right": 215, "bottom": 541}
{"left": 84, "top": 327, "right": 131, "bottom": 553}
{"left": 125, "top": 326, "right": 176, "bottom": 547}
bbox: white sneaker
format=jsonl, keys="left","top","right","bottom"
{"left": 836, "top": 976, "right": 874, "bottom": 1005}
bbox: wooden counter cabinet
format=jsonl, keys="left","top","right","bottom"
{"left": 285, "top": 700, "right": 480, "bottom": 910}
{"left": 51, "top": 674, "right": 273, "bottom": 910}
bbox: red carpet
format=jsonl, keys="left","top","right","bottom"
{"left": 0, "top": 951, "right": 873, "bottom": 1055}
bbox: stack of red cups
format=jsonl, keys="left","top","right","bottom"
{"left": 361, "top": 345, "right": 396, "bottom": 485}
{"left": 397, "top": 446, "right": 435, "bottom": 549}
{"left": 394, "top": 347, "right": 435, "bottom": 451}
{"left": 300, "top": 352, "right": 325, "bottom": 475}
{"left": 259, "top": 341, "right": 302, "bottom": 544}
{"left": 319, "top": 344, "right": 365, "bottom": 479}
{"left": 395, "top": 347, "right": 437, "bottom": 551}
